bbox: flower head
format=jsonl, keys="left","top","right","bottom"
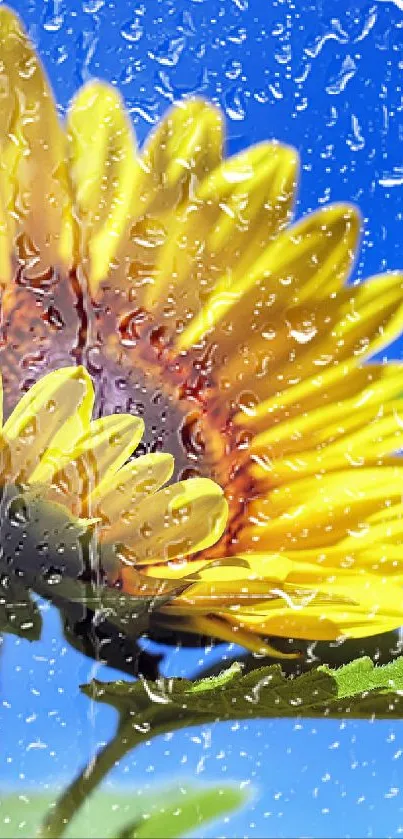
{"left": 1, "top": 7, "right": 403, "bottom": 655}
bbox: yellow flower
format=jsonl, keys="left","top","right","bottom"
{"left": 0, "top": 364, "right": 228, "bottom": 592}
{"left": 1, "top": 6, "right": 403, "bottom": 655}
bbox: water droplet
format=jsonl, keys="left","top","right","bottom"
{"left": 326, "top": 56, "right": 357, "bottom": 95}
{"left": 7, "top": 497, "right": 30, "bottom": 528}
{"left": 42, "top": 567, "right": 63, "bottom": 586}
{"left": 121, "top": 17, "right": 143, "bottom": 43}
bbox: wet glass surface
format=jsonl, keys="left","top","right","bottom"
{"left": 0, "top": 1, "right": 403, "bottom": 837}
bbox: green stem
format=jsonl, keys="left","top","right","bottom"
{"left": 38, "top": 707, "right": 198, "bottom": 839}
{"left": 38, "top": 725, "right": 138, "bottom": 839}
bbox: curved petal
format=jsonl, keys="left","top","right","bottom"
{"left": 218, "top": 573, "right": 403, "bottom": 642}
{"left": 86, "top": 98, "right": 224, "bottom": 304}
{"left": 45, "top": 413, "right": 144, "bottom": 515}
{"left": 243, "top": 466, "right": 403, "bottom": 552}
{"left": 245, "top": 364, "right": 403, "bottom": 478}
{"left": 252, "top": 404, "right": 403, "bottom": 487}
{"left": 0, "top": 172, "right": 11, "bottom": 283}
{"left": 266, "top": 273, "right": 403, "bottom": 400}
{"left": 67, "top": 81, "right": 138, "bottom": 290}
{"left": 153, "top": 612, "right": 292, "bottom": 657}
{"left": 93, "top": 451, "right": 174, "bottom": 525}
{"left": 2, "top": 366, "right": 93, "bottom": 483}
{"left": 110, "top": 477, "right": 228, "bottom": 563}
{"left": 138, "top": 98, "right": 224, "bottom": 218}
{"left": 158, "top": 562, "right": 403, "bottom": 646}
{"left": 0, "top": 8, "right": 73, "bottom": 272}
{"left": 176, "top": 203, "right": 360, "bottom": 351}
{"left": 145, "top": 142, "right": 298, "bottom": 320}
{"left": 235, "top": 362, "right": 403, "bottom": 432}
{"left": 201, "top": 271, "right": 403, "bottom": 424}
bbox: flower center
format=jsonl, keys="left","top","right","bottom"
{"left": 89, "top": 343, "right": 211, "bottom": 482}
{"left": 0, "top": 267, "right": 226, "bottom": 493}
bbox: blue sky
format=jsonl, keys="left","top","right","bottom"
{"left": 1, "top": 1, "right": 403, "bottom": 836}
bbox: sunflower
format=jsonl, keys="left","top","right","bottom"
{"left": 1, "top": 7, "right": 403, "bottom": 656}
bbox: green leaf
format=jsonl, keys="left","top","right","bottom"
{"left": 318, "top": 655, "right": 403, "bottom": 717}
{"left": 116, "top": 785, "right": 247, "bottom": 839}
{"left": 322, "top": 655, "right": 403, "bottom": 697}
{"left": 41, "top": 657, "right": 403, "bottom": 839}
{"left": 0, "top": 785, "right": 246, "bottom": 839}
{"left": 82, "top": 659, "right": 336, "bottom": 722}
{"left": 82, "top": 655, "right": 403, "bottom": 730}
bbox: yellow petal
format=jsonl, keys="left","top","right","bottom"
{"left": 109, "top": 477, "right": 228, "bottom": 563}
{"left": 46, "top": 413, "right": 145, "bottom": 514}
{"left": 251, "top": 401, "right": 403, "bottom": 487}
{"left": 152, "top": 549, "right": 403, "bottom": 619}
{"left": 2, "top": 366, "right": 93, "bottom": 483}
{"left": 368, "top": 499, "right": 403, "bottom": 526}
{"left": 157, "top": 558, "right": 292, "bottom": 610}
{"left": 198, "top": 143, "right": 298, "bottom": 255}
{"left": 244, "top": 466, "right": 403, "bottom": 551}
{"left": 177, "top": 203, "right": 360, "bottom": 351}
{"left": 29, "top": 372, "right": 94, "bottom": 485}
{"left": 219, "top": 570, "right": 403, "bottom": 642}
{"left": 0, "top": 176, "right": 11, "bottom": 283}
{"left": 138, "top": 98, "right": 223, "bottom": 218}
{"left": 165, "top": 564, "right": 403, "bottom": 644}
{"left": 0, "top": 8, "right": 73, "bottom": 271}
{"left": 259, "top": 465, "right": 403, "bottom": 517}
{"left": 248, "top": 366, "right": 403, "bottom": 452}
{"left": 265, "top": 541, "right": 403, "bottom": 577}
{"left": 89, "top": 99, "right": 223, "bottom": 306}
{"left": 209, "top": 295, "right": 350, "bottom": 408}
{"left": 267, "top": 274, "right": 403, "bottom": 400}
{"left": 336, "top": 271, "right": 403, "bottom": 361}
{"left": 145, "top": 142, "right": 298, "bottom": 314}
{"left": 92, "top": 451, "right": 174, "bottom": 525}
{"left": 208, "top": 270, "right": 403, "bottom": 419}
{"left": 67, "top": 81, "right": 138, "bottom": 291}
{"left": 105, "top": 99, "right": 224, "bottom": 303}
{"left": 220, "top": 605, "right": 399, "bottom": 643}
{"left": 235, "top": 362, "right": 403, "bottom": 431}
{"left": 154, "top": 612, "right": 296, "bottom": 658}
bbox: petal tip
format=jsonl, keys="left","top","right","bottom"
{"left": 0, "top": 6, "right": 23, "bottom": 31}
{"left": 69, "top": 78, "right": 127, "bottom": 113}
{"left": 324, "top": 200, "right": 362, "bottom": 230}
{"left": 185, "top": 476, "right": 226, "bottom": 498}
